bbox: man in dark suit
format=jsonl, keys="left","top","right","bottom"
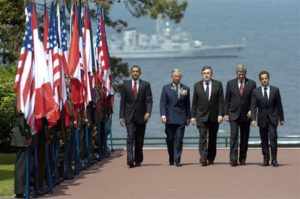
{"left": 119, "top": 65, "right": 153, "bottom": 168}
{"left": 191, "top": 65, "right": 224, "bottom": 166}
{"left": 251, "top": 71, "right": 284, "bottom": 167}
{"left": 160, "top": 68, "right": 191, "bottom": 167}
{"left": 224, "top": 64, "right": 256, "bottom": 166}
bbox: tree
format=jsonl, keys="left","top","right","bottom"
{"left": 0, "top": 0, "right": 25, "bottom": 65}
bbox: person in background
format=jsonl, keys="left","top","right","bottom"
{"left": 160, "top": 68, "right": 191, "bottom": 167}
{"left": 191, "top": 65, "right": 224, "bottom": 166}
{"left": 250, "top": 70, "right": 284, "bottom": 167}
{"left": 11, "top": 99, "right": 32, "bottom": 198}
{"left": 224, "top": 64, "right": 256, "bottom": 166}
{"left": 119, "top": 65, "right": 153, "bottom": 168}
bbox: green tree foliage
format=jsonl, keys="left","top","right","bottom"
{"left": 0, "top": 66, "right": 16, "bottom": 152}
{"left": 0, "top": 0, "right": 25, "bottom": 65}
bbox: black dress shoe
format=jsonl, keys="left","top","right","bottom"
{"left": 135, "top": 162, "right": 141, "bottom": 167}
{"left": 230, "top": 161, "right": 238, "bottom": 167}
{"left": 15, "top": 194, "right": 25, "bottom": 198}
{"left": 239, "top": 160, "right": 246, "bottom": 165}
{"left": 127, "top": 161, "right": 135, "bottom": 168}
{"left": 272, "top": 160, "right": 279, "bottom": 167}
{"left": 262, "top": 159, "right": 269, "bottom": 166}
{"left": 175, "top": 162, "right": 182, "bottom": 167}
{"left": 200, "top": 157, "right": 207, "bottom": 166}
{"left": 208, "top": 160, "right": 214, "bottom": 165}
{"left": 169, "top": 161, "right": 174, "bottom": 165}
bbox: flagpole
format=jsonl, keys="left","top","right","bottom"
{"left": 25, "top": 146, "right": 29, "bottom": 199}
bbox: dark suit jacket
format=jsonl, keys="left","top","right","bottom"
{"left": 160, "top": 83, "right": 191, "bottom": 125}
{"left": 191, "top": 79, "right": 224, "bottom": 124}
{"left": 224, "top": 78, "right": 256, "bottom": 121}
{"left": 250, "top": 86, "right": 284, "bottom": 127}
{"left": 119, "top": 79, "right": 153, "bottom": 124}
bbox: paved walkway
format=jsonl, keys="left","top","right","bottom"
{"left": 40, "top": 148, "right": 299, "bottom": 199}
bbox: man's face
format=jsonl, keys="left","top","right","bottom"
{"left": 201, "top": 69, "right": 212, "bottom": 81}
{"left": 236, "top": 70, "right": 246, "bottom": 81}
{"left": 131, "top": 67, "right": 141, "bottom": 80}
{"left": 259, "top": 74, "right": 269, "bottom": 87}
{"left": 172, "top": 71, "right": 182, "bottom": 85}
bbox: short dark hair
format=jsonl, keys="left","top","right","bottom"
{"left": 131, "top": 65, "right": 141, "bottom": 72}
{"left": 201, "top": 65, "right": 213, "bottom": 73}
{"left": 258, "top": 70, "right": 270, "bottom": 79}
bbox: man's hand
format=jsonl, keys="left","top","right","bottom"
{"left": 161, "top": 115, "right": 167, "bottom": 124}
{"left": 218, "top": 116, "right": 223, "bottom": 123}
{"left": 120, "top": 118, "right": 125, "bottom": 127}
{"left": 279, "top": 121, "right": 284, "bottom": 126}
{"left": 144, "top": 113, "right": 151, "bottom": 122}
{"left": 25, "top": 138, "right": 32, "bottom": 147}
{"left": 247, "top": 111, "right": 251, "bottom": 118}
{"left": 224, "top": 115, "right": 229, "bottom": 121}
{"left": 191, "top": 118, "right": 196, "bottom": 125}
{"left": 251, "top": 121, "right": 257, "bottom": 127}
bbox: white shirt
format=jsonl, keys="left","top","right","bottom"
{"left": 132, "top": 79, "right": 139, "bottom": 91}
{"left": 203, "top": 80, "right": 212, "bottom": 100}
{"left": 261, "top": 85, "right": 270, "bottom": 99}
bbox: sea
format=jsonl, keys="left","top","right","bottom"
{"left": 107, "top": 0, "right": 300, "bottom": 142}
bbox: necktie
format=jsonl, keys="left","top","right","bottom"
{"left": 133, "top": 81, "right": 137, "bottom": 99}
{"left": 239, "top": 80, "right": 244, "bottom": 95}
{"left": 263, "top": 87, "right": 268, "bottom": 101}
{"left": 205, "top": 81, "right": 209, "bottom": 100}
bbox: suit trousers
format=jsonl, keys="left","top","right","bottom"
{"left": 259, "top": 121, "right": 278, "bottom": 161}
{"left": 126, "top": 121, "right": 146, "bottom": 164}
{"left": 165, "top": 124, "right": 185, "bottom": 164}
{"left": 229, "top": 118, "right": 251, "bottom": 162}
{"left": 197, "top": 121, "right": 219, "bottom": 162}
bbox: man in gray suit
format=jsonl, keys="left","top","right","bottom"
{"left": 224, "top": 64, "right": 256, "bottom": 166}
{"left": 160, "top": 68, "right": 191, "bottom": 167}
{"left": 251, "top": 71, "right": 284, "bottom": 167}
{"left": 119, "top": 65, "right": 153, "bottom": 168}
{"left": 191, "top": 65, "right": 224, "bottom": 166}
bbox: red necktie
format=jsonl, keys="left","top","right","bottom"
{"left": 239, "top": 80, "right": 244, "bottom": 95}
{"left": 133, "top": 81, "right": 137, "bottom": 99}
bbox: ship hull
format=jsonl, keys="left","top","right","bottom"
{"left": 109, "top": 45, "right": 245, "bottom": 59}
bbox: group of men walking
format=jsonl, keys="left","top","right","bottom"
{"left": 119, "top": 64, "right": 284, "bottom": 168}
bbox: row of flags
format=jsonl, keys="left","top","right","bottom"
{"left": 14, "top": 1, "right": 114, "bottom": 134}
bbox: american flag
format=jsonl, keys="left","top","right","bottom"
{"left": 96, "top": 7, "right": 114, "bottom": 98}
{"left": 60, "top": 3, "right": 69, "bottom": 75}
{"left": 14, "top": 2, "right": 35, "bottom": 130}
{"left": 47, "top": 2, "right": 61, "bottom": 122}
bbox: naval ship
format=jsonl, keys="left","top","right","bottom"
{"left": 108, "top": 20, "right": 246, "bottom": 59}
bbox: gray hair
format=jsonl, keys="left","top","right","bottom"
{"left": 236, "top": 64, "right": 247, "bottom": 73}
{"left": 171, "top": 68, "right": 182, "bottom": 77}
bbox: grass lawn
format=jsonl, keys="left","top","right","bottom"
{"left": 0, "top": 153, "right": 15, "bottom": 197}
